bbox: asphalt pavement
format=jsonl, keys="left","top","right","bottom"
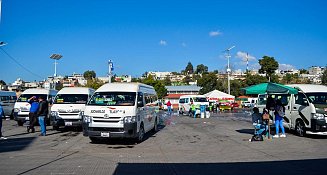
{"left": 1, "top": 109, "right": 327, "bottom": 175}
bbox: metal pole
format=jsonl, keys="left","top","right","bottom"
{"left": 54, "top": 59, "right": 57, "bottom": 77}
{"left": 227, "top": 51, "right": 231, "bottom": 95}
{"left": 108, "top": 60, "right": 112, "bottom": 83}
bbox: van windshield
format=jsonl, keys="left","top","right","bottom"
{"left": 194, "top": 97, "right": 208, "bottom": 102}
{"left": 17, "top": 94, "right": 47, "bottom": 102}
{"left": 88, "top": 92, "right": 136, "bottom": 106}
{"left": 305, "top": 93, "right": 327, "bottom": 105}
{"left": 54, "top": 94, "right": 88, "bottom": 104}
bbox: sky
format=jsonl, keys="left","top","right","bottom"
{"left": 0, "top": 0, "right": 327, "bottom": 83}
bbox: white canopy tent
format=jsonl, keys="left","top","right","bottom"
{"left": 204, "top": 90, "right": 235, "bottom": 102}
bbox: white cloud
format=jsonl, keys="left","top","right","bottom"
{"left": 235, "top": 51, "right": 256, "bottom": 62}
{"left": 209, "top": 30, "right": 222, "bottom": 37}
{"left": 249, "top": 63, "right": 261, "bottom": 70}
{"left": 279, "top": 63, "right": 296, "bottom": 71}
{"left": 159, "top": 40, "right": 167, "bottom": 46}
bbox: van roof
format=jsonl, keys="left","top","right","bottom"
{"left": 57, "top": 87, "right": 95, "bottom": 94}
{"left": 287, "top": 84, "right": 327, "bottom": 93}
{"left": 22, "top": 88, "right": 58, "bottom": 94}
{"left": 179, "top": 95, "right": 206, "bottom": 99}
{"left": 96, "top": 83, "right": 156, "bottom": 94}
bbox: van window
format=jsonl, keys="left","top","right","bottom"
{"left": 295, "top": 93, "right": 308, "bottom": 106}
{"left": 17, "top": 94, "right": 47, "bottom": 102}
{"left": 194, "top": 97, "right": 207, "bottom": 102}
{"left": 305, "top": 92, "right": 327, "bottom": 105}
{"left": 179, "top": 98, "right": 185, "bottom": 103}
{"left": 54, "top": 94, "right": 89, "bottom": 104}
{"left": 88, "top": 92, "right": 136, "bottom": 106}
{"left": 145, "top": 94, "right": 157, "bottom": 105}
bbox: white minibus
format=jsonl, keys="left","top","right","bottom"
{"left": 14, "top": 88, "right": 58, "bottom": 126}
{"left": 82, "top": 83, "right": 159, "bottom": 143}
{"left": 178, "top": 95, "right": 209, "bottom": 115}
{"left": 50, "top": 87, "right": 95, "bottom": 130}
{"left": 0, "top": 91, "right": 17, "bottom": 119}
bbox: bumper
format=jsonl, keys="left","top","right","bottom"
{"left": 51, "top": 119, "right": 82, "bottom": 127}
{"left": 83, "top": 122, "right": 138, "bottom": 138}
{"left": 310, "top": 119, "right": 327, "bottom": 132}
{"left": 14, "top": 112, "right": 29, "bottom": 122}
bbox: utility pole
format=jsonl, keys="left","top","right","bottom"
{"left": 224, "top": 46, "right": 235, "bottom": 95}
{"left": 50, "top": 54, "right": 63, "bottom": 90}
{"left": 108, "top": 60, "right": 114, "bottom": 83}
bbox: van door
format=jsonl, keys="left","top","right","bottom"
{"left": 291, "top": 92, "right": 311, "bottom": 128}
{"left": 282, "top": 95, "right": 292, "bottom": 129}
{"left": 137, "top": 92, "right": 145, "bottom": 132}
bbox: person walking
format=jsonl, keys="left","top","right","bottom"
{"left": 273, "top": 99, "right": 286, "bottom": 138}
{"left": 37, "top": 96, "right": 49, "bottom": 136}
{"left": 0, "top": 104, "right": 7, "bottom": 139}
{"left": 27, "top": 96, "right": 39, "bottom": 133}
{"left": 166, "top": 100, "right": 172, "bottom": 114}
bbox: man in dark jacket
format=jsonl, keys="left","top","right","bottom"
{"left": 37, "top": 96, "right": 49, "bottom": 136}
{"left": 27, "top": 96, "right": 39, "bottom": 133}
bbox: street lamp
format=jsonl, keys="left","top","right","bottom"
{"left": 50, "top": 54, "right": 63, "bottom": 77}
{"left": 224, "top": 46, "right": 235, "bottom": 95}
{"left": 50, "top": 54, "right": 63, "bottom": 90}
{"left": 108, "top": 60, "right": 114, "bottom": 83}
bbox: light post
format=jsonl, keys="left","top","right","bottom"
{"left": 50, "top": 54, "right": 63, "bottom": 89}
{"left": 224, "top": 46, "right": 235, "bottom": 95}
{"left": 108, "top": 60, "right": 114, "bottom": 83}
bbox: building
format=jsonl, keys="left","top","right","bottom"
{"left": 147, "top": 71, "right": 172, "bottom": 80}
{"left": 163, "top": 85, "right": 201, "bottom": 109}
{"left": 309, "top": 66, "right": 325, "bottom": 75}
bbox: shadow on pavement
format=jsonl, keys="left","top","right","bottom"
{"left": 0, "top": 137, "right": 36, "bottom": 153}
{"left": 235, "top": 129, "right": 254, "bottom": 135}
{"left": 113, "top": 158, "right": 327, "bottom": 175}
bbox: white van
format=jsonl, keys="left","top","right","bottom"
{"left": 178, "top": 95, "right": 209, "bottom": 115}
{"left": 82, "top": 83, "right": 159, "bottom": 143}
{"left": 50, "top": 87, "right": 95, "bottom": 130}
{"left": 0, "top": 91, "right": 17, "bottom": 119}
{"left": 257, "top": 84, "right": 327, "bottom": 136}
{"left": 14, "top": 88, "right": 58, "bottom": 126}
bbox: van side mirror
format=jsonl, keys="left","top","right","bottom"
{"left": 137, "top": 101, "right": 144, "bottom": 107}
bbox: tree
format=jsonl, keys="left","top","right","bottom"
{"left": 195, "top": 64, "right": 208, "bottom": 74}
{"left": 182, "top": 75, "right": 192, "bottom": 85}
{"left": 322, "top": 69, "right": 327, "bottom": 85}
{"left": 85, "top": 78, "right": 104, "bottom": 90}
{"left": 163, "top": 76, "right": 172, "bottom": 86}
{"left": 230, "top": 80, "right": 245, "bottom": 97}
{"left": 83, "top": 70, "right": 96, "bottom": 80}
{"left": 0, "top": 80, "right": 6, "bottom": 85}
{"left": 184, "top": 62, "right": 194, "bottom": 75}
{"left": 142, "top": 74, "right": 156, "bottom": 87}
{"left": 197, "top": 72, "right": 219, "bottom": 94}
{"left": 258, "top": 56, "right": 279, "bottom": 81}
{"left": 299, "top": 69, "right": 309, "bottom": 74}
{"left": 244, "top": 74, "right": 268, "bottom": 86}
{"left": 154, "top": 81, "right": 167, "bottom": 99}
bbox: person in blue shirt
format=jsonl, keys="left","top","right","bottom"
{"left": 0, "top": 104, "right": 7, "bottom": 139}
{"left": 27, "top": 96, "right": 39, "bottom": 133}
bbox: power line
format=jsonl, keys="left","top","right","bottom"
{"left": 0, "top": 47, "right": 43, "bottom": 79}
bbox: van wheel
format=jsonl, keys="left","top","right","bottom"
{"left": 17, "top": 121, "right": 24, "bottom": 126}
{"left": 53, "top": 125, "right": 59, "bottom": 131}
{"left": 90, "top": 137, "right": 101, "bottom": 144}
{"left": 295, "top": 120, "right": 306, "bottom": 137}
{"left": 136, "top": 124, "right": 145, "bottom": 143}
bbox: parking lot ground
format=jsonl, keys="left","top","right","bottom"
{"left": 1, "top": 111, "right": 327, "bottom": 175}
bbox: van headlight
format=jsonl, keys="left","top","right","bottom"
{"left": 83, "top": 115, "right": 91, "bottom": 123}
{"left": 14, "top": 108, "right": 20, "bottom": 113}
{"left": 313, "top": 113, "right": 325, "bottom": 120}
{"left": 124, "top": 116, "right": 136, "bottom": 123}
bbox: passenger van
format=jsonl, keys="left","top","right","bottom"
{"left": 82, "top": 83, "right": 159, "bottom": 143}
{"left": 14, "top": 88, "right": 58, "bottom": 126}
{"left": 257, "top": 84, "right": 327, "bottom": 136}
{"left": 50, "top": 87, "right": 95, "bottom": 130}
{"left": 178, "top": 95, "right": 209, "bottom": 115}
{"left": 0, "top": 91, "right": 17, "bottom": 119}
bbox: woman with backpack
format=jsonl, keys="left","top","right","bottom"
{"left": 273, "top": 99, "right": 286, "bottom": 138}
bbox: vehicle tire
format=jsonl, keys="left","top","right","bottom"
{"left": 136, "top": 124, "right": 145, "bottom": 143}
{"left": 17, "top": 120, "right": 24, "bottom": 126}
{"left": 295, "top": 120, "right": 306, "bottom": 137}
{"left": 53, "top": 125, "right": 59, "bottom": 131}
{"left": 152, "top": 118, "right": 158, "bottom": 133}
{"left": 90, "top": 137, "right": 101, "bottom": 144}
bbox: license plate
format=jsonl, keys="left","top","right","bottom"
{"left": 25, "top": 117, "right": 29, "bottom": 121}
{"left": 101, "top": 132, "right": 110, "bottom": 137}
{"left": 65, "top": 122, "right": 73, "bottom": 126}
